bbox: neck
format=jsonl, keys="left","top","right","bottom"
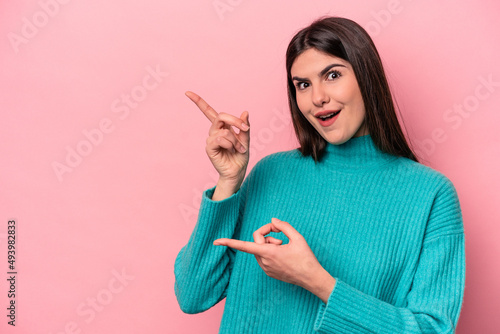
{"left": 322, "top": 134, "right": 397, "bottom": 170}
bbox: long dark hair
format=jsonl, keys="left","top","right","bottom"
{"left": 286, "top": 16, "right": 418, "bottom": 162}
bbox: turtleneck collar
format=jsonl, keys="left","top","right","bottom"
{"left": 322, "top": 134, "right": 397, "bottom": 170}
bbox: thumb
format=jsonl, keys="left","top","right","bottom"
{"left": 239, "top": 111, "right": 250, "bottom": 146}
{"left": 241, "top": 110, "right": 250, "bottom": 127}
{"left": 271, "top": 218, "right": 301, "bottom": 240}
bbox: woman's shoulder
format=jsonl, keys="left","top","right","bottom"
{"left": 251, "top": 147, "right": 303, "bottom": 169}
{"left": 391, "top": 156, "right": 458, "bottom": 193}
{"left": 242, "top": 147, "right": 303, "bottom": 181}
{"left": 240, "top": 148, "right": 302, "bottom": 192}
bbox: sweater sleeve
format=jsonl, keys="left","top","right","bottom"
{"left": 314, "top": 178, "right": 466, "bottom": 334}
{"left": 173, "top": 172, "right": 250, "bottom": 314}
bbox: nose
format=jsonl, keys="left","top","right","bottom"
{"left": 312, "top": 84, "right": 329, "bottom": 107}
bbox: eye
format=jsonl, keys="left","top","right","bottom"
{"left": 295, "top": 82, "right": 309, "bottom": 90}
{"left": 326, "top": 70, "right": 341, "bottom": 80}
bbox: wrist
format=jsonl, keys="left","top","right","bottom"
{"left": 218, "top": 177, "right": 241, "bottom": 188}
{"left": 303, "top": 267, "right": 336, "bottom": 304}
{"left": 218, "top": 174, "right": 245, "bottom": 191}
{"left": 212, "top": 178, "right": 243, "bottom": 201}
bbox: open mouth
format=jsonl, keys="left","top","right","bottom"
{"left": 317, "top": 110, "right": 341, "bottom": 120}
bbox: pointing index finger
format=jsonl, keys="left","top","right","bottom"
{"left": 214, "top": 238, "right": 265, "bottom": 256}
{"left": 185, "top": 91, "right": 218, "bottom": 122}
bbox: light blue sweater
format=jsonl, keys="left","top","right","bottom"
{"left": 174, "top": 134, "right": 465, "bottom": 333}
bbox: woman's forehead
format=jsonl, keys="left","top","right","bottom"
{"left": 291, "top": 48, "right": 351, "bottom": 76}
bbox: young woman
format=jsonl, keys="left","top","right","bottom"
{"left": 174, "top": 16, "right": 465, "bottom": 333}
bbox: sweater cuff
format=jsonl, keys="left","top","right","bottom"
{"left": 314, "top": 278, "right": 345, "bottom": 332}
{"left": 314, "top": 279, "right": 404, "bottom": 333}
{"left": 203, "top": 185, "right": 239, "bottom": 203}
{"left": 197, "top": 185, "right": 241, "bottom": 237}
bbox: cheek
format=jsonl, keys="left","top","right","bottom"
{"left": 337, "top": 81, "right": 358, "bottom": 103}
{"left": 353, "top": 91, "right": 366, "bottom": 114}
{"left": 329, "top": 85, "right": 349, "bottom": 102}
{"left": 344, "top": 81, "right": 365, "bottom": 114}
{"left": 295, "top": 95, "right": 308, "bottom": 114}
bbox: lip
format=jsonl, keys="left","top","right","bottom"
{"left": 315, "top": 109, "right": 341, "bottom": 127}
{"left": 314, "top": 110, "right": 341, "bottom": 118}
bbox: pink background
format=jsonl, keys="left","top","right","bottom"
{"left": 1, "top": 0, "right": 499, "bottom": 333}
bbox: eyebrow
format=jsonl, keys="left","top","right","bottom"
{"left": 291, "top": 63, "right": 347, "bottom": 82}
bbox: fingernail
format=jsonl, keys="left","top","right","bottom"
{"left": 238, "top": 144, "right": 247, "bottom": 153}
{"left": 241, "top": 122, "right": 249, "bottom": 130}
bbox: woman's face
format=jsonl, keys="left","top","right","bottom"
{"left": 290, "top": 48, "right": 368, "bottom": 145}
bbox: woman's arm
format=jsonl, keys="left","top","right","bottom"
{"left": 314, "top": 234, "right": 465, "bottom": 333}
{"left": 174, "top": 181, "right": 245, "bottom": 314}
{"left": 313, "top": 179, "right": 465, "bottom": 334}
{"left": 175, "top": 91, "right": 251, "bottom": 313}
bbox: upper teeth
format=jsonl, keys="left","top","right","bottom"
{"left": 319, "top": 113, "right": 334, "bottom": 119}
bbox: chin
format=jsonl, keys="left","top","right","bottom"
{"left": 322, "top": 130, "right": 351, "bottom": 145}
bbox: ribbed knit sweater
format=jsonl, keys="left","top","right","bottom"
{"left": 174, "top": 134, "right": 465, "bottom": 333}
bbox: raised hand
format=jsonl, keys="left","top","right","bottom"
{"left": 185, "top": 91, "right": 250, "bottom": 187}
